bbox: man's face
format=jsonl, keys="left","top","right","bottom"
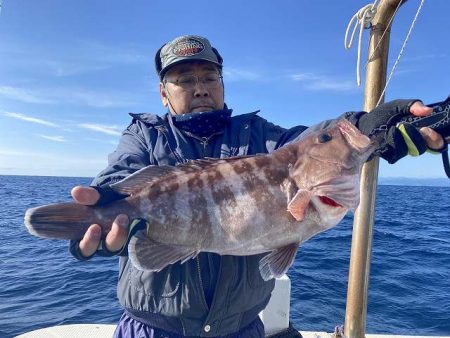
{"left": 160, "top": 61, "right": 224, "bottom": 115}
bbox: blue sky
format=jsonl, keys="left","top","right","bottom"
{"left": 0, "top": 0, "right": 449, "bottom": 178}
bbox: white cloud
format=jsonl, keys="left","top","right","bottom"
{"left": 84, "top": 137, "right": 119, "bottom": 147}
{"left": 0, "top": 149, "right": 31, "bottom": 156}
{"left": 3, "top": 111, "right": 123, "bottom": 141}
{"left": 0, "top": 86, "right": 56, "bottom": 104}
{"left": 0, "top": 85, "right": 137, "bottom": 108}
{"left": 1, "top": 39, "right": 147, "bottom": 78}
{"left": 223, "top": 68, "right": 261, "bottom": 81}
{"left": 78, "top": 123, "right": 122, "bottom": 136}
{"left": 290, "top": 72, "right": 356, "bottom": 92}
{"left": 38, "top": 134, "right": 67, "bottom": 142}
{"left": 69, "top": 90, "right": 136, "bottom": 108}
{"left": 44, "top": 60, "right": 110, "bottom": 77}
{"left": 4, "top": 112, "right": 60, "bottom": 127}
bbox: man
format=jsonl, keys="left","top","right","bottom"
{"left": 69, "top": 35, "right": 447, "bottom": 337}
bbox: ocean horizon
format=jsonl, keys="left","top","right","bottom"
{"left": 2, "top": 173, "right": 450, "bottom": 187}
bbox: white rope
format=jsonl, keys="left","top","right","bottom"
{"left": 344, "top": 1, "right": 379, "bottom": 86}
{"left": 376, "top": 0, "right": 426, "bottom": 106}
{"left": 345, "top": 0, "right": 426, "bottom": 106}
{"left": 366, "top": 0, "right": 403, "bottom": 72}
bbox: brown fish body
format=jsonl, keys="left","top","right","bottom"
{"left": 135, "top": 154, "right": 295, "bottom": 254}
{"left": 25, "top": 119, "right": 375, "bottom": 280}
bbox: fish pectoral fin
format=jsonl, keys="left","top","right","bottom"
{"left": 128, "top": 230, "right": 198, "bottom": 271}
{"left": 258, "top": 242, "right": 300, "bottom": 281}
{"left": 287, "top": 189, "right": 312, "bottom": 221}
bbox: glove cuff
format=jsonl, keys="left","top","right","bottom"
{"left": 397, "top": 123, "right": 427, "bottom": 157}
{"left": 69, "top": 240, "right": 95, "bottom": 261}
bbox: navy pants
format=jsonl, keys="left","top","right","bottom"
{"left": 113, "top": 312, "right": 265, "bottom": 338}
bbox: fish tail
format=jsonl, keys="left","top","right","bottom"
{"left": 24, "top": 203, "right": 97, "bottom": 240}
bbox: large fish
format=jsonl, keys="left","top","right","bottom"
{"left": 25, "top": 119, "right": 375, "bottom": 280}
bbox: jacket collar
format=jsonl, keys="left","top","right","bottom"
{"left": 129, "top": 108, "right": 261, "bottom": 127}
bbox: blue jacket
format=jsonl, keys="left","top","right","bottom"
{"left": 91, "top": 110, "right": 311, "bottom": 336}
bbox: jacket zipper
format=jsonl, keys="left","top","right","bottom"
{"left": 183, "top": 131, "right": 222, "bottom": 157}
{"left": 196, "top": 256, "right": 209, "bottom": 310}
{"left": 201, "top": 137, "right": 208, "bottom": 155}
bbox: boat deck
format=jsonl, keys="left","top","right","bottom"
{"left": 15, "top": 324, "right": 450, "bottom": 338}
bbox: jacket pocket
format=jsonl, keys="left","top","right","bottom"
{"left": 131, "top": 263, "right": 181, "bottom": 298}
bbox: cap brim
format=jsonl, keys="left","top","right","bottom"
{"left": 160, "top": 58, "right": 222, "bottom": 78}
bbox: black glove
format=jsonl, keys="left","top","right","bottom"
{"left": 69, "top": 219, "right": 147, "bottom": 260}
{"left": 91, "top": 184, "right": 128, "bottom": 205}
{"left": 69, "top": 184, "right": 129, "bottom": 261}
{"left": 356, "top": 99, "right": 428, "bottom": 164}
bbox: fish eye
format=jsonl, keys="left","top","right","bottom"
{"left": 318, "top": 133, "right": 332, "bottom": 143}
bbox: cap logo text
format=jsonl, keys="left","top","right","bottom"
{"left": 172, "top": 38, "right": 204, "bottom": 56}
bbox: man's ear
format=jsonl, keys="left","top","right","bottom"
{"left": 160, "top": 82, "right": 168, "bottom": 107}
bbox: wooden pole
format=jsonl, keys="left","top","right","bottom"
{"left": 344, "top": 1, "right": 406, "bottom": 338}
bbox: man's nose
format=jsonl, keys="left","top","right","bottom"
{"left": 193, "top": 81, "right": 209, "bottom": 97}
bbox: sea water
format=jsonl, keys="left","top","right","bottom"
{"left": 0, "top": 175, "right": 449, "bottom": 337}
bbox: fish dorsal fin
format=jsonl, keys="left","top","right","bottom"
{"left": 287, "top": 189, "right": 312, "bottom": 221}
{"left": 110, "top": 165, "right": 178, "bottom": 195}
{"left": 178, "top": 157, "right": 220, "bottom": 170}
{"left": 128, "top": 230, "right": 198, "bottom": 271}
{"left": 111, "top": 154, "right": 260, "bottom": 196}
{"left": 258, "top": 242, "right": 300, "bottom": 281}
{"left": 177, "top": 154, "right": 257, "bottom": 170}
{"left": 110, "top": 160, "right": 220, "bottom": 196}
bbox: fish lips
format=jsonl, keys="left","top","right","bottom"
{"left": 317, "top": 192, "right": 359, "bottom": 210}
{"left": 318, "top": 195, "right": 343, "bottom": 207}
{"left": 312, "top": 173, "right": 361, "bottom": 210}
{"left": 310, "top": 195, "right": 350, "bottom": 228}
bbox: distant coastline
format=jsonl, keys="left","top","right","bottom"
{"left": 378, "top": 177, "right": 450, "bottom": 187}
{"left": 1, "top": 174, "right": 449, "bottom": 187}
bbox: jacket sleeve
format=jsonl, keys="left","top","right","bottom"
{"left": 91, "top": 121, "right": 151, "bottom": 187}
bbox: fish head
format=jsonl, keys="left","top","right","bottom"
{"left": 287, "top": 119, "right": 376, "bottom": 228}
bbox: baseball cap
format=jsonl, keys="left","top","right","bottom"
{"left": 155, "top": 35, "right": 223, "bottom": 79}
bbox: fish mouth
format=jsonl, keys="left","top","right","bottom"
{"left": 309, "top": 195, "right": 350, "bottom": 229}
{"left": 318, "top": 195, "right": 343, "bottom": 208}
{"left": 312, "top": 173, "right": 361, "bottom": 210}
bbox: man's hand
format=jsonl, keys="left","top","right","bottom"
{"left": 71, "top": 186, "right": 129, "bottom": 258}
{"left": 357, "top": 99, "right": 448, "bottom": 163}
{"left": 410, "top": 101, "right": 446, "bottom": 151}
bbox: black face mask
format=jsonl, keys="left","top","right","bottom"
{"left": 171, "top": 107, "right": 232, "bottom": 138}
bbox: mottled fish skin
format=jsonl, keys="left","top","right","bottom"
{"left": 25, "top": 119, "right": 375, "bottom": 280}
{"left": 130, "top": 119, "right": 374, "bottom": 254}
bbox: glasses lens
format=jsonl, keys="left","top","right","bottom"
{"left": 171, "top": 73, "right": 222, "bottom": 89}
{"left": 203, "top": 73, "right": 221, "bottom": 84}
{"left": 177, "top": 75, "right": 197, "bottom": 87}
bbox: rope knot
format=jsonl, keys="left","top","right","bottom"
{"left": 357, "top": 4, "right": 377, "bottom": 28}
{"left": 344, "top": 2, "right": 380, "bottom": 86}
{"left": 345, "top": 0, "right": 425, "bottom": 99}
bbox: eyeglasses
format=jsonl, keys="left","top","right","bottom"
{"left": 164, "top": 73, "right": 223, "bottom": 90}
